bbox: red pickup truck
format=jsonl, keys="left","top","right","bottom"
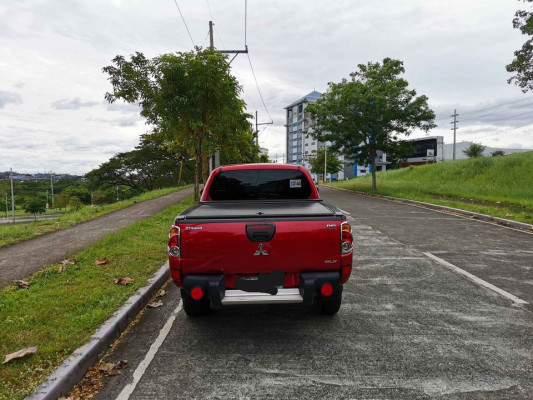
{"left": 168, "top": 164, "right": 353, "bottom": 316}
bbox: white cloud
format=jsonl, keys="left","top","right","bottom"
{"left": 0, "top": 90, "right": 22, "bottom": 109}
{"left": 0, "top": 0, "right": 532, "bottom": 174}
{"left": 51, "top": 98, "right": 100, "bottom": 110}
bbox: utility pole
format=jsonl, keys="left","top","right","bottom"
{"left": 255, "top": 110, "right": 273, "bottom": 148}
{"left": 5, "top": 193, "right": 8, "bottom": 218}
{"left": 46, "top": 190, "right": 49, "bottom": 211}
{"left": 209, "top": 21, "right": 214, "bottom": 49}
{"left": 50, "top": 173, "right": 54, "bottom": 209}
{"left": 324, "top": 143, "right": 328, "bottom": 183}
{"left": 451, "top": 109, "right": 459, "bottom": 160}
{"left": 208, "top": 21, "right": 250, "bottom": 166}
{"left": 116, "top": 185, "right": 119, "bottom": 202}
{"left": 10, "top": 168, "right": 15, "bottom": 223}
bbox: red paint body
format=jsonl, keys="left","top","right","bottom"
{"left": 168, "top": 164, "right": 353, "bottom": 291}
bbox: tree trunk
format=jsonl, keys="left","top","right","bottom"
{"left": 371, "top": 153, "right": 377, "bottom": 190}
{"left": 201, "top": 152, "right": 209, "bottom": 183}
{"left": 194, "top": 136, "right": 202, "bottom": 202}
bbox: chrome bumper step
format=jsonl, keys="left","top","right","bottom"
{"left": 221, "top": 288, "right": 303, "bottom": 305}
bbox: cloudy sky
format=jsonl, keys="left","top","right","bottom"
{"left": 1, "top": 0, "right": 532, "bottom": 174}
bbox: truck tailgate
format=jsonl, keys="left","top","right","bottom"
{"left": 179, "top": 219, "right": 343, "bottom": 276}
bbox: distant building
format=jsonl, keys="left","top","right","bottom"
{"left": 284, "top": 91, "right": 394, "bottom": 181}
{"left": 402, "top": 136, "right": 445, "bottom": 166}
{"left": 443, "top": 142, "right": 533, "bottom": 160}
{"left": 12, "top": 174, "right": 33, "bottom": 181}
{"left": 285, "top": 91, "right": 351, "bottom": 181}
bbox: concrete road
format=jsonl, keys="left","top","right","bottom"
{"left": 91, "top": 187, "right": 532, "bottom": 399}
{"left": 0, "top": 188, "right": 193, "bottom": 287}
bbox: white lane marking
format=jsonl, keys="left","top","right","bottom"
{"left": 337, "top": 208, "right": 351, "bottom": 215}
{"left": 116, "top": 301, "right": 183, "bottom": 400}
{"left": 423, "top": 252, "right": 528, "bottom": 305}
{"left": 324, "top": 185, "right": 533, "bottom": 235}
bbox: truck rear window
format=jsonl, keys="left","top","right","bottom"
{"left": 208, "top": 169, "right": 312, "bottom": 200}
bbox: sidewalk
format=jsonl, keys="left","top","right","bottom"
{"left": 0, "top": 187, "right": 193, "bottom": 288}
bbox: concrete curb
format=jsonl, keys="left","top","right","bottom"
{"left": 27, "top": 262, "right": 171, "bottom": 400}
{"left": 322, "top": 185, "right": 533, "bottom": 232}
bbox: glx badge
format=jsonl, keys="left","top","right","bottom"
{"left": 254, "top": 243, "right": 269, "bottom": 256}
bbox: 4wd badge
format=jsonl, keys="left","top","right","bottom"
{"left": 254, "top": 243, "right": 269, "bottom": 256}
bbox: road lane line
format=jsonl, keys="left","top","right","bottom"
{"left": 337, "top": 208, "right": 351, "bottom": 215}
{"left": 116, "top": 301, "right": 183, "bottom": 400}
{"left": 423, "top": 252, "right": 528, "bottom": 305}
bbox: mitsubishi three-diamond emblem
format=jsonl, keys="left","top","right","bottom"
{"left": 254, "top": 243, "right": 269, "bottom": 256}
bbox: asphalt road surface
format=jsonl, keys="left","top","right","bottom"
{"left": 0, "top": 188, "right": 193, "bottom": 288}
{"left": 90, "top": 186, "right": 532, "bottom": 399}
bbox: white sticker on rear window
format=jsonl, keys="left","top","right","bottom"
{"left": 290, "top": 179, "right": 302, "bottom": 188}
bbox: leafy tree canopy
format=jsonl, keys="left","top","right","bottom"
{"left": 507, "top": 0, "right": 533, "bottom": 92}
{"left": 307, "top": 148, "right": 344, "bottom": 179}
{"left": 103, "top": 48, "right": 252, "bottom": 200}
{"left": 463, "top": 142, "right": 486, "bottom": 158}
{"left": 85, "top": 134, "right": 186, "bottom": 192}
{"left": 306, "top": 58, "right": 435, "bottom": 189}
{"left": 24, "top": 198, "right": 46, "bottom": 220}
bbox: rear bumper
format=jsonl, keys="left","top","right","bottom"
{"left": 183, "top": 272, "right": 340, "bottom": 306}
{"left": 222, "top": 288, "right": 303, "bottom": 305}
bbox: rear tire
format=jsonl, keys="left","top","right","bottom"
{"left": 181, "top": 289, "right": 211, "bottom": 317}
{"left": 316, "top": 286, "right": 343, "bottom": 315}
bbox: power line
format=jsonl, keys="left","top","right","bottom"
{"left": 247, "top": 51, "right": 273, "bottom": 122}
{"left": 263, "top": 124, "right": 272, "bottom": 143}
{"left": 173, "top": 0, "right": 195, "bottom": 47}
{"left": 202, "top": 30, "right": 210, "bottom": 47}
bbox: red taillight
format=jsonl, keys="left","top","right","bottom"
{"left": 320, "top": 283, "right": 334, "bottom": 297}
{"left": 341, "top": 222, "right": 353, "bottom": 254}
{"left": 190, "top": 286, "right": 204, "bottom": 300}
{"left": 168, "top": 225, "right": 181, "bottom": 258}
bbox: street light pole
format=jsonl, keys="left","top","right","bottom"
{"left": 50, "top": 173, "right": 54, "bottom": 209}
{"left": 10, "top": 168, "right": 15, "bottom": 223}
{"left": 324, "top": 143, "right": 327, "bottom": 183}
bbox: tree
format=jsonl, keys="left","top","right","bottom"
{"left": 307, "top": 148, "right": 344, "bottom": 180}
{"left": 68, "top": 197, "right": 83, "bottom": 211}
{"left": 54, "top": 193, "right": 71, "bottom": 210}
{"left": 85, "top": 135, "right": 187, "bottom": 193}
{"left": 491, "top": 150, "right": 505, "bottom": 157}
{"left": 306, "top": 58, "right": 435, "bottom": 190}
{"left": 24, "top": 198, "right": 45, "bottom": 221}
{"left": 507, "top": 0, "right": 533, "bottom": 92}
{"left": 463, "top": 142, "right": 486, "bottom": 158}
{"left": 103, "top": 48, "right": 252, "bottom": 201}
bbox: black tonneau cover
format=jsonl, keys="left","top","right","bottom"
{"left": 177, "top": 200, "right": 343, "bottom": 221}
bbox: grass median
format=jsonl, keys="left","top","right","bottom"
{"left": 0, "top": 186, "right": 190, "bottom": 249}
{"left": 328, "top": 152, "right": 533, "bottom": 224}
{"left": 0, "top": 195, "right": 195, "bottom": 400}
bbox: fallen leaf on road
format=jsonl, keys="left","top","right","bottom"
{"left": 114, "top": 277, "right": 134, "bottom": 286}
{"left": 98, "top": 362, "right": 116, "bottom": 372}
{"left": 3, "top": 346, "right": 38, "bottom": 364}
{"left": 95, "top": 257, "right": 109, "bottom": 265}
{"left": 13, "top": 280, "right": 29, "bottom": 289}
{"left": 156, "top": 289, "right": 166, "bottom": 297}
{"left": 148, "top": 300, "right": 164, "bottom": 308}
{"left": 117, "top": 360, "right": 128, "bottom": 369}
{"left": 107, "top": 370, "right": 121, "bottom": 376}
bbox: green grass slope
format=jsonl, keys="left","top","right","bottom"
{"left": 331, "top": 152, "right": 533, "bottom": 224}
